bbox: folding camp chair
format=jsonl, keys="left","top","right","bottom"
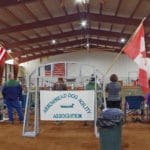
{"left": 146, "top": 102, "right": 150, "bottom": 122}
{"left": 124, "top": 96, "right": 145, "bottom": 123}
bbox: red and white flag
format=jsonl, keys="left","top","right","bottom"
{"left": 0, "top": 47, "right": 7, "bottom": 63}
{"left": 53, "top": 63, "right": 65, "bottom": 76}
{"left": 123, "top": 23, "right": 149, "bottom": 93}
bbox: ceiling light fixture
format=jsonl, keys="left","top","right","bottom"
{"left": 86, "top": 43, "right": 89, "bottom": 48}
{"left": 120, "top": 38, "right": 126, "bottom": 43}
{"left": 51, "top": 39, "right": 56, "bottom": 44}
{"left": 75, "top": 0, "right": 89, "bottom": 4}
{"left": 81, "top": 20, "right": 87, "bottom": 28}
{"left": 7, "top": 49, "right": 12, "bottom": 53}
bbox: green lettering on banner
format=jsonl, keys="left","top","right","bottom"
{"left": 53, "top": 114, "right": 59, "bottom": 118}
{"left": 53, "top": 113, "right": 82, "bottom": 119}
{"left": 43, "top": 92, "right": 92, "bottom": 114}
{"left": 78, "top": 99, "right": 91, "bottom": 113}
{"left": 68, "top": 93, "right": 78, "bottom": 100}
{"left": 44, "top": 93, "right": 67, "bottom": 113}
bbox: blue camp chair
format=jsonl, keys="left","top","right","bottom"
{"left": 146, "top": 100, "right": 150, "bottom": 122}
{"left": 124, "top": 96, "right": 145, "bottom": 123}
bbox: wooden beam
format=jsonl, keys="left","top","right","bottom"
{"left": 6, "top": 29, "right": 130, "bottom": 48}
{"left": 8, "top": 38, "right": 123, "bottom": 59}
{"left": 0, "top": 0, "right": 37, "bottom": 7}
{"left": 0, "top": 12, "right": 149, "bottom": 35}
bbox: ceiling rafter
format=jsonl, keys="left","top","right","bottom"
{"left": 0, "top": 9, "right": 27, "bottom": 44}
{"left": 18, "top": 45, "right": 121, "bottom": 64}
{"left": 0, "top": 12, "right": 149, "bottom": 35}
{"left": 97, "top": 2, "right": 103, "bottom": 46}
{"left": 3, "top": 7, "right": 23, "bottom": 23}
{"left": 22, "top": 4, "right": 38, "bottom": 20}
{"left": 76, "top": 4, "right": 80, "bottom": 13}
{"left": 8, "top": 38, "right": 124, "bottom": 59}
{"left": 108, "top": 0, "right": 122, "bottom": 42}
{"left": 40, "top": 0, "right": 53, "bottom": 17}
{"left": 0, "top": 0, "right": 38, "bottom": 7}
{"left": 21, "top": 4, "right": 41, "bottom": 38}
{"left": 12, "top": 41, "right": 150, "bottom": 63}
{"left": 3, "top": 7, "right": 33, "bottom": 41}
{"left": 39, "top": 0, "right": 53, "bottom": 37}
{"left": 130, "top": 0, "right": 143, "bottom": 18}
{"left": 16, "top": 44, "right": 150, "bottom": 64}
{"left": 5, "top": 28, "right": 145, "bottom": 48}
{"left": 0, "top": 18, "right": 10, "bottom": 27}
{"left": 0, "top": 0, "right": 149, "bottom": 64}
{"left": 121, "top": 0, "right": 143, "bottom": 34}
{"left": 57, "top": 4, "right": 66, "bottom": 34}
{"left": 61, "top": 2, "right": 75, "bottom": 49}
{"left": 7, "top": 34, "right": 19, "bottom": 42}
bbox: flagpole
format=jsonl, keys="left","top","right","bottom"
{"left": 102, "top": 17, "right": 146, "bottom": 109}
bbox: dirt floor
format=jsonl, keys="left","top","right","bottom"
{"left": 0, "top": 120, "right": 150, "bottom": 150}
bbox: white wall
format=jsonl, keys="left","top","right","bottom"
{"left": 22, "top": 59, "right": 40, "bottom": 74}
{"left": 23, "top": 49, "right": 150, "bottom": 84}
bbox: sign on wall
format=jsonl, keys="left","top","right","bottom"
{"left": 40, "top": 90, "right": 95, "bottom": 121}
{"left": 45, "top": 64, "right": 51, "bottom": 76}
{"left": 53, "top": 63, "right": 65, "bottom": 76}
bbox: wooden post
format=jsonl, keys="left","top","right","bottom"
{"left": 0, "top": 60, "right": 5, "bottom": 85}
{"left": 13, "top": 59, "right": 19, "bottom": 80}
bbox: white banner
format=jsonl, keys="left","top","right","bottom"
{"left": 40, "top": 90, "right": 95, "bottom": 120}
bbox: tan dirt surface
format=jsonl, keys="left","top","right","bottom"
{"left": 0, "top": 121, "right": 150, "bottom": 150}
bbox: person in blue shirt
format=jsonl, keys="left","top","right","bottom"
{"left": 2, "top": 73, "right": 24, "bottom": 124}
{"left": 105, "top": 74, "right": 122, "bottom": 109}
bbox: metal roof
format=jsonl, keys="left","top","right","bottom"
{"left": 0, "top": 0, "right": 149, "bottom": 63}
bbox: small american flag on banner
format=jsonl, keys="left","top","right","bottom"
{"left": 0, "top": 47, "right": 7, "bottom": 63}
{"left": 45, "top": 64, "right": 51, "bottom": 76}
{"left": 53, "top": 63, "right": 65, "bottom": 76}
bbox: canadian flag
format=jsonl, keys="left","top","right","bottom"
{"left": 0, "top": 47, "right": 7, "bottom": 63}
{"left": 123, "top": 23, "right": 149, "bottom": 93}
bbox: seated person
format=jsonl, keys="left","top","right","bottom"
{"left": 53, "top": 77, "right": 67, "bottom": 90}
